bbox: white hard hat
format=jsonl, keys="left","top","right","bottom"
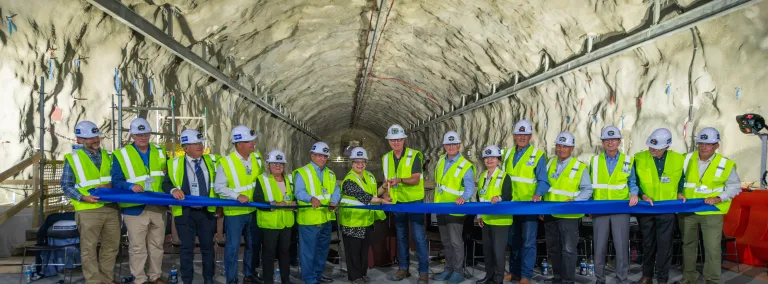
{"left": 310, "top": 141, "right": 331, "bottom": 156}
{"left": 555, "top": 132, "right": 576, "bottom": 147}
{"left": 266, "top": 150, "right": 287, "bottom": 164}
{"left": 513, "top": 120, "right": 533, "bottom": 135}
{"left": 646, "top": 128, "right": 673, "bottom": 149}
{"left": 482, "top": 145, "right": 502, "bottom": 158}
{"left": 385, "top": 124, "right": 407, "bottom": 140}
{"left": 350, "top": 147, "right": 368, "bottom": 160}
{"left": 231, "top": 125, "right": 258, "bottom": 143}
{"left": 180, "top": 129, "right": 204, "bottom": 145}
{"left": 74, "top": 121, "right": 101, "bottom": 139}
{"left": 129, "top": 118, "right": 152, "bottom": 135}
{"left": 696, "top": 127, "right": 721, "bottom": 144}
{"left": 600, "top": 126, "right": 622, "bottom": 140}
{"left": 442, "top": 131, "right": 461, "bottom": 145}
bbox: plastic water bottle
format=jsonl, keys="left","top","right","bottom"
{"left": 120, "top": 275, "right": 135, "bottom": 283}
{"left": 169, "top": 269, "right": 178, "bottom": 284}
{"left": 580, "top": 258, "right": 587, "bottom": 275}
{"left": 274, "top": 268, "right": 281, "bottom": 283}
{"left": 24, "top": 265, "right": 32, "bottom": 283}
{"left": 588, "top": 259, "right": 595, "bottom": 276}
{"left": 541, "top": 258, "right": 549, "bottom": 276}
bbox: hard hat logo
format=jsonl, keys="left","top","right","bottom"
{"left": 76, "top": 129, "right": 81, "bottom": 134}
{"left": 666, "top": 138, "right": 672, "bottom": 144}
{"left": 197, "top": 133, "right": 203, "bottom": 139}
{"left": 701, "top": 134, "right": 708, "bottom": 140}
{"left": 249, "top": 130, "right": 256, "bottom": 136}
{"left": 323, "top": 147, "right": 329, "bottom": 153}
{"left": 448, "top": 136, "right": 455, "bottom": 142}
{"left": 559, "top": 136, "right": 566, "bottom": 142}
{"left": 607, "top": 130, "right": 615, "bottom": 136}
{"left": 485, "top": 149, "right": 492, "bottom": 155}
{"left": 181, "top": 136, "right": 188, "bottom": 142}
{"left": 357, "top": 152, "right": 363, "bottom": 156}
{"left": 391, "top": 129, "right": 400, "bottom": 134}
{"left": 138, "top": 125, "right": 146, "bottom": 131}
{"left": 519, "top": 126, "right": 526, "bottom": 132}
{"left": 650, "top": 139, "right": 658, "bottom": 145}
{"left": 234, "top": 134, "right": 242, "bottom": 140}
{"left": 276, "top": 155, "right": 283, "bottom": 160}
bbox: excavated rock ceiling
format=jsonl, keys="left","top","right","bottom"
{"left": 1, "top": 0, "right": 768, "bottom": 198}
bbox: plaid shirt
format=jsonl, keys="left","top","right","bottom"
{"left": 60, "top": 150, "right": 103, "bottom": 201}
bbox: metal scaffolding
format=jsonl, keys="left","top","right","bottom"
{"left": 111, "top": 93, "right": 177, "bottom": 156}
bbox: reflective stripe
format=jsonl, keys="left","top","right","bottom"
{"left": 341, "top": 198, "right": 363, "bottom": 206}
{"left": 303, "top": 167, "right": 316, "bottom": 196}
{"left": 546, "top": 158, "right": 554, "bottom": 170}
{"left": 77, "top": 179, "right": 103, "bottom": 188}
{"left": 454, "top": 160, "right": 468, "bottom": 178}
{"left": 150, "top": 171, "right": 164, "bottom": 177}
{"left": 696, "top": 186, "right": 724, "bottom": 194}
{"left": 405, "top": 149, "right": 413, "bottom": 167}
{"left": 156, "top": 145, "right": 165, "bottom": 159}
{"left": 502, "top": 150, "right": 513, "bottom": 170}
{"left": 569, "top": 161, "right": 581, "bottom": 179}
{"left": 591, "top": 156, "right": 599, "bottom": 184}
{"left": 479, "top": 197, "right": 497, "bottom": 202}
{"left": 263, "top": 174, "right": 275, "bottom": 202}
{"left": 529, "top": 149, "right": 538, "bottom": 164}
{"left": 684, "top": 182, "right": 697, "bottom": 188}
{"left": 591, "top": 184, "right": 626, "bottom": 190}
{"left": 121, "top": 148, "right": 137, "bottom": 180}
{"left": 72, "top": 153, "right": 105, "bottom": 188}
{"left": 715, "top": 157, "right": 727, "bottom": 178}
{"left": 171, "top": 158, "right": 181, "bottom": 185}
{"left": 549, "top": 189, "right": 580, "bottom": 197}
{"left": 684, "top": 153, "right": 694, "bottom": 175}
{"left": 231, "top": 183, "right": 255, "bottom": 193}
{"left": 509, "top": 176, "right": 535, "bottom": 184}
{"left": 383, "top": 153, "right": 390, "bottom": 180}
{"left": 126, "top": 174, "right": 149, "bottom": 183}
{"left": 314, "top": 195, "right": 330, "bottom": 200}
{"left": 100, "top": 177, "right": 111, "bottom": 183}
{"left": 225, "top": 156, "right": 243, "bottom": 189}
{"left": 439, "top": 185, "right": 463, "bottom": 196}
{"left": 622, "top": 154, "right": 631, "bottom": 173}
{"left": 255, "top": 152, "right": 263, "bottom": 169}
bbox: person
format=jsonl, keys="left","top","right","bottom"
{"left": 475, "top": 145, "right": 512, "bottom": 284}
{"left": 382, "top": 124, "right": 429, "bottom": 284}
{"left": 339, "top": 147, "right": 391, "bottom": 284}
{"left": 502, "top": 120, "right": 548, "bottom": 284}
{"left": 61, "top": 121, "right": 120, "bottom": 284}
{"left": 294, "top": 142, "right": 341, "bottom": 284}
{"left": 213, "top": 125, "right": 265, "bottom": 284}
{"left": 676, "top": 127, "right": 741, "bottom": 284}
{"left": 542, "top": 132, "right": 593, "bottom": 284}
{"left": 635, "top": 128, "right": 684, "bottom": 284}
{"left": 589, "top": 126, "right": 640, "bottom": 284}
{"left": 253, "top": 150, "right": 296, "bottom": 284}
{"left": 162, "top": 129, "right": 219, "bottom": 284}
{"left": 433, "top": 131, "right": 475, "bottom": 284}
{"left": 111, "top": 118, "right": 168, "bottom": 284}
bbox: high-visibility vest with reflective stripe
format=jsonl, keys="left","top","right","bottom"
{"left": 434, "top": 154, "right": 474, "bottom": 217}
{"left": 340, "top": 170, "right": 386, "bottom": 227}
{"left": 382, "top": 148, "right": 424, "bottom": 203}
{"left": 635, "top": 150, "right": 683, "bottom": 201}
{"left": 590, "top": 153, "right": 633, "bottom": 201}
{"left": 63, "top": 149, "right": 113, "bottom": 211}
{"left": 682, "top": 152, "right": 735, "bottom": 215}
{"left": 256, "top": 173, "right": 296, "bottom": 229}
{"left": 544, "top": 158, "right": 586, "bottom": 219}
{"left": 114, "top": 144, "right": 167, "bottom": 208}
{"left": 294, "top": 164, "right": 337, "bottom": 225}
{"left": 218, "top": 151, "right": 264, "bottom": 216}
{"left": 502, "top": 145, "right": 545, "bottom": 201}
{"left": 167, "top": 154, "right": 219, "bottom": 216}
{"left": 477, "top": 168, "right": 513, "bottom": 226}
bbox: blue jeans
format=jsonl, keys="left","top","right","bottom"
{"left": 299, "top": 222, "right": 332, "bottom": 284}
{"left": 508, "top": 215, "right": 539, "bottom": 279}
{"left": 225, "top": 214, "right": 254, "bottom": 283}
{"left": 394, "top": 200, "right": 429, "bottom": 274}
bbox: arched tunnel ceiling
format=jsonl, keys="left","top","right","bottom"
{"left": 118, "top": 0, "right": 687, "bottom": 135}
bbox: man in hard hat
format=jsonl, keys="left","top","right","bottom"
{"left": 542, "top": 132, "right": 593, "bottom": 284}
{"left": 382, "top": 124, "right": 429, "bottom": 284}
{"left": 60, "top": 121, "right": 120, "bottom": 284}
{"left": 433, "top": 131, "right": 475, "bottom": 284}
{"left": 476, "top": 145, "right": 513, "bottom": 284}
{"left": 111, "top": 118, "right": 168, "bottom": 284}
{"left": 253, "top": 150, "right": 296, "bottom": 284}
{"left": 213, "top": 125, "right": 265, "bottom": 284}
{"left": 294, "top": 142, "right": 341, "bottom": 284}
{"left": 502, "top": 120, "right": 548, "bottom": 284}
{"left": 589, "top": 126, "right": 640, "bottom": 284}
{"left": 162, "top": 129, "right": 219, "bottom": 284}
{"left": 634, "top": 128, "right": 684, "bottom": 284}
{"left": 677, "top": 127, "right": 741, "bottom": 284}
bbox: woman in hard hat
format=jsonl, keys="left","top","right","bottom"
{"left": 339, "top": 147, "right": 391, "bottom": 284}
{"left": 475, "top": 145, "right": 513, "bottom": 284}
{"left": 253, "top": 150, "right": 296, "bottom": 284}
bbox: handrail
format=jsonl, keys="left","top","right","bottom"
{"left": 0, "top": 153, "right": 42, "bottom": 184}
{"left": 0, "top": 189, "right": 42, "bottom": 226}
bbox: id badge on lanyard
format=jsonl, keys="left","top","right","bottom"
{"left": 660, "top": 176, "right": 671, "bottom": 183}
{"left": 190, "top": 181, "right": 200, "bottom": 196}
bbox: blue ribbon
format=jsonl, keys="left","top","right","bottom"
{"left": 91, "top": 189, "right": 717, "bottom": 215}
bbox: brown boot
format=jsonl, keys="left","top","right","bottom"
{"left": 519, "top": 278, "right": 531, "bottom": 284}
{"left": 417, "top": 273, "right": 429, "bottom": 284}
{"left": 388, "top": 269, "right": 411, "bottom": 281}
{"left": 503, "top": 273, "right": 521, "bottom": 282}
{"left": 636, "top": 276, "right": 652, "bottom": 284}
{"left": 153, "top": 279, "right": 165, "bottom": 284}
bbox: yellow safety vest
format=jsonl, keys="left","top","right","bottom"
{"left": 502, "top": 145, "right": 545, "bottom": 201}
{"left": 218, "top": 151, "right": 264, "bottom": 216}
{"left": 114, "top": 143, "right": 167, "bottom": 208}
{"left": 635, "top": 150, "right": 683, "bottom": 201}
{"left": 256, "top": 173, "right": 296, "bottom": 229}
{"left": 544, "top": 157, "right": 586, "bottom": 219}
{"left": 434, "top": 154, "right": 474, "bottom": 217}
{"left": 477, "top": 168, "right": 513, "bottom": 226}
{"left": 294, "top": 164, "right": 337, "bottom": 225}
{"left": 340, "top": 170, "right": 386, "bottom": 227}
{"left": 167, "top": 154, "right": 220, "bottom": 216}
{"left": 63, "top": 149, "right": 113, "bottom": 211}
{"left": 682, "top": 152, "right": 736, "bottom": 215}
{"left": 382, "top": 148, "right": 424, "bottom": 203}
{"left": 590, "top": 153, "right": 634, "bottom": 200}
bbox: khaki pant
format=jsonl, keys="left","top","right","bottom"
{"left": 679, "top": 213, "right": 723, "bottom": 284}
{"left": 76, "top": 204, "right": 121, "bottom": 284}
{"left": 124, "top": 205, "right": 166, "bottom": 283}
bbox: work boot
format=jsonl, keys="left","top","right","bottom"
{"left": 446, "top": 272, "right": 465, "bottom": 284}
{"left": 362, "top": 276, "right": 370, "bottom": 282}
{"left": 504, "top": 273, "right": 521, "bottom": 282}
{"left": 475, "top": 274, "right": 494, "bottom": 284}
{"left": 389, "top": 269, "right": 411, "bottom": 281}
{"left": 636, "top": 277, "right": 652, "bottom": 284}
{"left": 417, "top": 273, "right": 429, "bottom": 284}
{"left": 242, "top": 275, "right": 262, "bottom": 284}
{"left": 520, "top": 278, "right": 532, "bottom": 284}
{"left": 433, "top": 271, "right": 452, "bottom": 281}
